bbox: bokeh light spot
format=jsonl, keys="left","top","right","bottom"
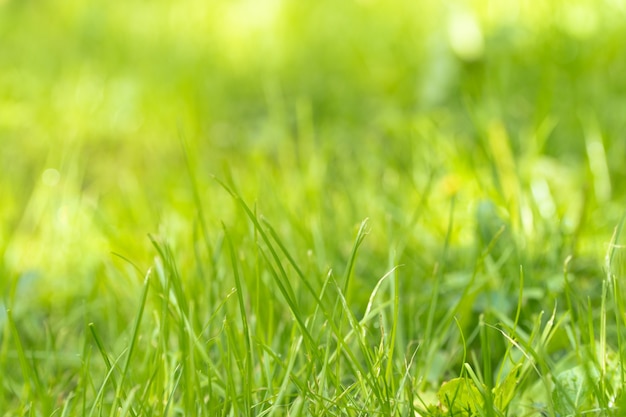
{"left": 42, "top": 168, "right": 61, "bottom": 187}
{"left": 448, "top": 11, "right": 484, "bottom": 62}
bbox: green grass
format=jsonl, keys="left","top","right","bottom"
{"left": 3, "top": 0, "right": 626, "bottom": 415}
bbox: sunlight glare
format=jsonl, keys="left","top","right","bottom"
{"left": 448, "top": 11, "right": 484, "bottom": 62}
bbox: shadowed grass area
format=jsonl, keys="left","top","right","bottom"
{"left": 2, "top": 0, "right": 626, "bottom": 415}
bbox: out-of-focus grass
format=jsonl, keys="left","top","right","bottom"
{"left": 0, "top": 0, "right": 621, "bottom": 279}
{"left": 2, "top": 0, "right": 626, "bottom": 414}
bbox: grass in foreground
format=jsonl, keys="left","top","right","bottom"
{"left": 3, "top": 0, "right": 626, "bottom": 415}
{"left": 3, "top": 170, "right": 626, "bottom": 416}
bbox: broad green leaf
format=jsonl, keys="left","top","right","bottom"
{"left": 494, "top": 364, "right": 521, "bottom": 410}
{"left": 552, "top": 366, "right": 596, "bottom": 414}
{"left": 438, "top": 377, "right": 484, "bottom": 416}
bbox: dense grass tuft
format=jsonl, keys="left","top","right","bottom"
{"left": 3, "top": 0, "right": 626, "bottom": 415}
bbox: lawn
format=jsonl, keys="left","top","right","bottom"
{"left": 2, "top": 0, "right": 626, "bottom": 415}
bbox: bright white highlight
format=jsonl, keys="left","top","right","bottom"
{"left": 448, "top": 12, "right": 484, "bottom": 62}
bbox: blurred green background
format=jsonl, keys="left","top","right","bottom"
{"left": 2, "top": 0, "right": 626, "bottom": 316}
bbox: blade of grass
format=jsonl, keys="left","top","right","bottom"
{"left": 87, "top": 349, "right": 127, "bottom": 417}
{"left": 607, "top": 214, "right": 626, "bottom": 388}
{"left": 163, "top": 364, "right": 183, "bottom": 417}
{"left": 6, "top": 309, "right": 48, "bottom": 413}
{"left": 479, "top": 315, "right": 495, "bottom": 417}
{"left": 223, "top": 223, "right": 253, "bottom": 412}
{"left": 110, "top": 267, "right": 151, "bottom": 417}
{"left": 88, "top": 323, "right": 118, "bottom": 392}
{"left": 215, "top": 177, "right": 317, "bottom": 349}
{"left": 179, "top": 127, "right": 214, "bottom": 263}
{"left": 333, "top": 276, "right": 388, "bottom": 413}
{"left": 385, "top": 255, "right": 401, "bottom": 392}
{"left": 256, "top": 245, "right": 315, "bottom": 348}
{"left": 342, "top": 218, "right": 369, "bottom": 295}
